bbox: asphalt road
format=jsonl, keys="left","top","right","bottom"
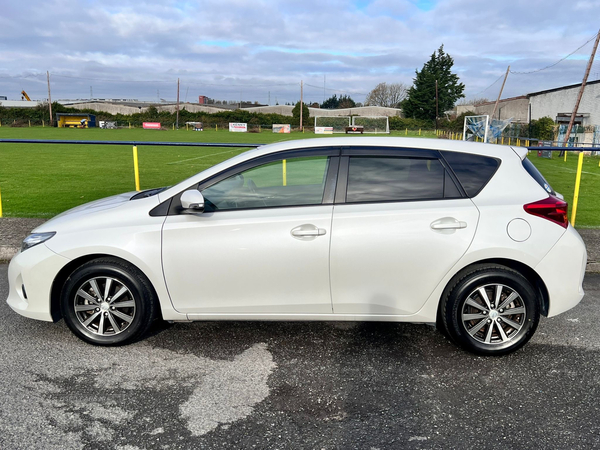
{"left": 1, "top": 264, "right": 600, "bottom": 450}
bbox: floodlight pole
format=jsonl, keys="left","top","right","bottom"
{"left": 563, "top": 29, "right": 600, "bottom": 147}
{"left": 435, "top": 79, "right": 439, "bottom": 131}
{"left": 300, "top": 80, "right": 304, "bottom": 131}
{"left": 47, "top": 71, "right": 53, "bottom": 127}
{"left": 176, "top": 78, "right": 180, "bottom": 130}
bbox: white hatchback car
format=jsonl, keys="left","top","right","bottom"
{"left": 6, "top": 138, "right": 586, "bottom": 355}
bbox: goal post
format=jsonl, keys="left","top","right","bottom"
{"left": 463, "top": 115, "right": 489, "bottom": 142}
{"left": 352, "top": 116, "right": 390, "bottom": 134}
{"left": 314, "top": 116, "right": 351, "bottom": 133}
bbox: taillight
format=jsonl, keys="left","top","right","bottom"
{"left": 524, "top": 196, "right": 569, "bottom": 228}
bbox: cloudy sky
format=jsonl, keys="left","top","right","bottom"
{"left": 1, "top": 0, "right": 599, "bottom": 105}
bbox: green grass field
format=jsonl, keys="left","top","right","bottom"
{"left": 0, "top": 127, "right": 598, "bottom": 227}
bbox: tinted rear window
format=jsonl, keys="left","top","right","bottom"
{"left": 346, "top": 156, "right": 445, "bottom": 203}
{"left": 522, "top": 157, "right": 555, "bottom": 195}
{"left": 442, "top": 151, "right": 500, "bottom": 197}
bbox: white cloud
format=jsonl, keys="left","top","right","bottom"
{"left": 0, "top": 0, "right": 599, "bottom": 103}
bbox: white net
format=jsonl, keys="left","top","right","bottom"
{"left": 352, "top": 116, "right": 390, "bottom": 133}
{"left": 314, "top": 116, "right": 351, "bottom": 133}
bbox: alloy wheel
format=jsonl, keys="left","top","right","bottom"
{"left": 73, "top": 277, "right": 136, "bottom": 336}
{"left": 460, "top": 283, "right": 526, "bottom": 345}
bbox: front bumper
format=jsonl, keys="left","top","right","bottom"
{"left": 6, "top": 244, "right": 70, "bottom": 322}
{"left": 535, "top": 225, "right": 587, "bottom": 317}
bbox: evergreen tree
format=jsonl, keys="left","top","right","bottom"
{"left": 321, "top": 95, "right": 339, "bottom": 109}
{"left": 292, "top": 102, "right": 310, "bottom": 126}
{"left": 402, "top": 45, "right": 465, "bottom": 121}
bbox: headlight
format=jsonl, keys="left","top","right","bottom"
{"left": 21, "top": 232, "right": 56, "bottom": 252}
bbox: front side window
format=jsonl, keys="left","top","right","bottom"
{"left": 201, "top": 156, "right": 330, "bottom": 211}
{"left": 346, "top": 156, "right": 446, "bottom": 203}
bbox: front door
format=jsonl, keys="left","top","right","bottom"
{"left": 162, "top": 152, "right": 337, "bottom": 315}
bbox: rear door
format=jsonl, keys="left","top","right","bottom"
{"left": 330, "top": 148, "right": 480, "bottom": 315}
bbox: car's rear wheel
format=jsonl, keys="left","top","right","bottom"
{"left": 441, "top": 264, "right": 540, "bottom": 355}
{"left": 60, "top": 258, "right": 158, "bottom": 346}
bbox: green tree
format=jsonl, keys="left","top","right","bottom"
{"left": 321, "top": 95, "right": 339, "bottom": 109}
{"left": 402, "top": 45, "right": 465, "bottom": 121}
{"left": 338, "top": 95, "right": 356, "bottom": 109}
{"left": 292, "top": 102, "right": 310, "bottom": 126}
{"left": 530, "top": 116, "right": 556, "bottom": 140}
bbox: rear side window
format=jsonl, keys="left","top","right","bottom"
{"left": 346, "top": 156, "right": 449, "bottom": 203}
{"left": 442, "top": 151, "right": 500, "bottom": 197}
{"left": 522, "top": 157, "right": 555, "bottom": 195}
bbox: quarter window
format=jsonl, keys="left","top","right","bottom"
{"left": 442, "top": 151, "right": 499, "bottom": 197}
{"left": 201, "top": 156, "right": 330, "bottom": 211}
{"left": 346, "top": 156, "right": 447, "bottom": 203}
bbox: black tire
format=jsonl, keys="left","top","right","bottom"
{"left": 441, "top": 264, "right": 540, "bottom": 356}
{"left": 60, "top": 257, "right": 158, "bottom": 346}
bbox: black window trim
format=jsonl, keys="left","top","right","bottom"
{"left": 334, "top": 148, "right": 466, "bottom": 205}
{"left": 155, "top": 147, "right": 342, "bottom": 216}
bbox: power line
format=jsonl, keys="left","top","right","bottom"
{"left": 304, "top": 82, "right": 368, "bottom": 96}
{"left": 510, "top": 32, "right": 599, "bottom": 75}
{"left": 467, "top": 72, "right": 505, "bottom": 99}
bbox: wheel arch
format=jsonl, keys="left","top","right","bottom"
{"left": 50, "top": 254, "right": 161, "bottom": 322}
{"left": 436, "top": 257, "right": 550, "bottom": 328}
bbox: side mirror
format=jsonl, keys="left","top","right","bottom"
{"left": 181, "top": 190, "right": 205, "bottom": 212}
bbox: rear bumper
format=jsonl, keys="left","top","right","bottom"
{"left": 535, "top": 225, "right": 587, "bottom": 317}
{"left": 6, "top": 244, "right": 70, "bottom": 322}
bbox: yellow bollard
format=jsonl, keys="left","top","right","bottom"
{"left": 0, "top": 185, "right": 3, "bottom": 218}
{"left": 571, "top": 152, "right": 584, "bottom": 226}
{"left": 216, "top": 124, "right": 218, "bottom": 131}
{"left": 564, "top": 150, "right": 567, "bottom": 162}
{"left": 508, "top": 137, "right": 511, "bottom": 145}
{"left": 28, "top": 120, "right": 31, "bottom": 127}
{"left": 283, "top": 160, "right": 287, "bottom": 186}
{"left": 129, "top": 122, "right": 131, "bottom": 129}
{"left": 405, "top": 128, "right": 408, "bottom": 135}
{"left": 133, "top": 146, "right": 141, "bottom": 192}
{"left": 501, "top": 137, "right": 504, "bottom": 145}
{"left": 526, "top": 140, "right": 530, "bottom": 147}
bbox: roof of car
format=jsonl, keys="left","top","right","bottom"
{"left": 252, "top": 137, "right": 522, "bottom": 160}
{"left": 159, "top": 137, "right": 523, "bottom": 201}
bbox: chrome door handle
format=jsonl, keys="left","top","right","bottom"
{"left": 430, "top": 218, "right": 467, "bottom": 230}
{"left": 291, "top": 225, "right": 327, "bottom": 237}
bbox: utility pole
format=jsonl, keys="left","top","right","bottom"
{"left": 268, "top": 91, "right": 271, "bottom": 105}
{"left": 435, "top": 79, "right": 439, "bottom": 131}
{"left": 563, "top": 30, "right": 600, "bottom": 147}
{"left": 490, "top": 66, "right": 510, "bottom": 121}
{"left": 90, "top": 86, "right": 93, "bottom": 99}
{"left": 300, "top": 80, "right": 304, "bottom": 131}
{"left": 176, "top": 78, "right": 180, "bottom": 129}
{"left": 324, "top": 74, "right": 326, "bottom": 103}
{"left": 47, "top": 71, "right": 53, "bottom": 127}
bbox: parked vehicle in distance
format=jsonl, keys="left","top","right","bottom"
{"left": 6, "top": 138, "right": 587, "bottom": 355}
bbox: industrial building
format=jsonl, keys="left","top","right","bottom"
{"left": 462, "top": 79, "right": 600, "bottom": 127}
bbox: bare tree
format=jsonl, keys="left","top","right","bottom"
{"left": 365, "top": 82, "right": 408, "bottom": 108}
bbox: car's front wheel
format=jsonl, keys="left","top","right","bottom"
{"left": 60, "top": 258, "right": 158, "bottom": 345}
{"left": 441, "top": 264, "right": 540, "bottom": 355}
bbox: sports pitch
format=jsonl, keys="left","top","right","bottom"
{"left": 0, "top": 127, "right": 599, "bottom": 227}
